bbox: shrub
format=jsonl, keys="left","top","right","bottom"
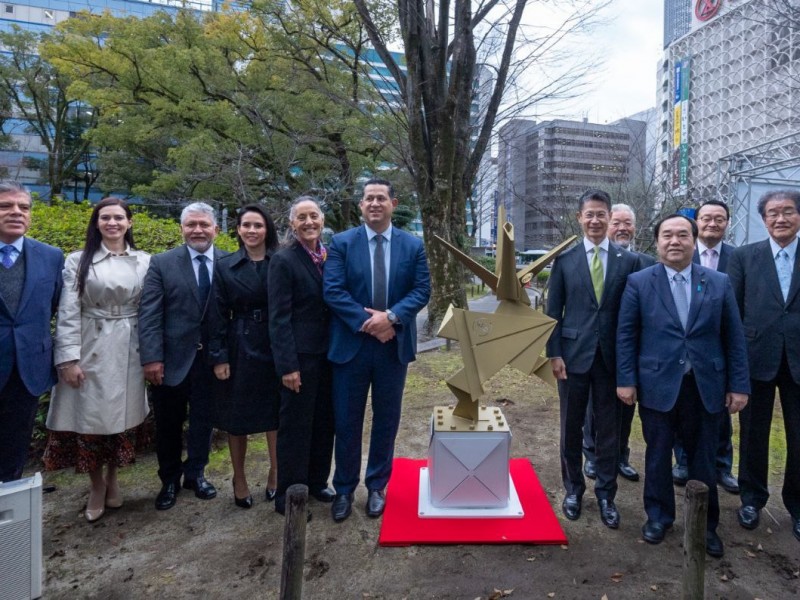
{"left": 28, "top": 199, "right": 238, "bottom": 254}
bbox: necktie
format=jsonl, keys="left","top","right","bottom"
{"left": 776, "top": 249, "right": 792, "bottom": 302}
{"left": 702, "top": 248, "right": 718, "bottom": 271}
{"left": 196, "top": 255, "right": 211, "bottom": 307}
{"left": 590, "top": 246, "right": 604, "bottom": 303}
{"left": 0, "top": 245, "right": 14, "bottom": 269}
{"left": 373, "top": 234, "right": 387, "bottom": 311}
{"left": 672, "top": 273, "right": 689, "bottom": 330}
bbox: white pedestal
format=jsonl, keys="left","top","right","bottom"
{"left": 0, "top": 472, "right": 43, "bottom": 599}
{"left": 417, "top": 467, "right": 524, "bottom": 519}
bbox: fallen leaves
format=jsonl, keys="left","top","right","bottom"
{"left": 610, "top": 572, "right": 624, "bottom": 583}
{"left": 488, "top": 588, "right": 514, "bottom": 599}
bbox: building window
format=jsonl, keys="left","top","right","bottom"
{"left": 5, "top": 4, "right": 14, "bottom": 13}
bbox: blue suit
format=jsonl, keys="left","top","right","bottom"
{"left": 617, "top": 263, "right": 750, "bottom": 531}
{"left": 323, "top": 224, "right": 430, "bottom": 494}
{"left": 674, "top": 242, "right": 737, "bottom": 473}
{"left": 0, "top": 237, "right": 63, "bottom": 481}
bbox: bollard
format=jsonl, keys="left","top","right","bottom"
{"left": 280, "top": 484, "right": 309, "bottom": 600}
{"left": 682, "top": 479, "right": 709, "bottom": 600}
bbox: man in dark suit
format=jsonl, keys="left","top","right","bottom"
{"left": 617, "top": 214, "right": 750, "bottom": 558}
{"left": 546, "top": 190, "right": 643, "bottom": 529}
{"left": 672, "top": 199, "right": 739, "bottom": 494}
{"left": 139, "top": 202, "right": 228, "bottom": 510}
{"left": 728, "top": 189, "right": 800, "bottom": 544}
{"left": 0, "top": 181, "right": 63, "bottom": 482}
{"left": 323, "top": 178, "right": 430, "bottom": 522}
{"left": 582, "top": 203, "right": 654, "bottom": 484}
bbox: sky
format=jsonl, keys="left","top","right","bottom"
{"left": 547, "top": 1, "right": 665, "bottom": 124}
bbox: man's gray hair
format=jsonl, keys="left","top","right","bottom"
{"left": 611, "top": 203, "right": 636, "bottom": 224}
{"left": 0, "top": 180, "right": 31, "bottom": 198}
{"left": 180, "top": 202, "right": 217, "bottom": 225}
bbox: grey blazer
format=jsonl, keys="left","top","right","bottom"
{"left": 138, "top": 244, "right": 228, "bottom": 386}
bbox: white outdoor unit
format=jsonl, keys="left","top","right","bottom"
{"left": 0, "top": 473, "right": 43, "bottom": 600}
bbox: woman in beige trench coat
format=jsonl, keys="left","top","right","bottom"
{"left": 44, "top": 198, "right": 150, "bottom": 523}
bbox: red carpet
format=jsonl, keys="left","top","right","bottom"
{"left": 378, "top": 458, "right": 567, "bottom": 546}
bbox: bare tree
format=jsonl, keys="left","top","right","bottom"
{"left": 351, "top": 0, "right": 608, "bottom": 331}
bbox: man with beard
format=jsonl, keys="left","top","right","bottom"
{"left": 139, "top": 202, "right": 228, "bottom": 510}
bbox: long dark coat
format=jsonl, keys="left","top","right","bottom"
{"left": 208, "top": 247, "right": 279, "bottom": 435}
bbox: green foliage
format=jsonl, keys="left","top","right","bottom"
{"left": 473, "top": 255, "right": 496, "bottom": 273}
{"left": 536, "top": 270, "right": 550, "bottom": 283}
{"left": 28, "top": 199, "right": 238, "bottom": 254}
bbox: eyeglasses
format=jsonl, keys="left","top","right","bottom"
{"left": 765, "top": 209, "right": 798, "bottom": 221}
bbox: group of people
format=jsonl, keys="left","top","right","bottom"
{"left": 1, "top": 177, "right": 798, "bottom": 553}
{"left": 0, "top": 178, "right": 430, "bottom": 526}
{"left": 547, "top": 189, "right": 800, "bottom": 559}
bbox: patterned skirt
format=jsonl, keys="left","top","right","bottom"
{"left": 43, "top": 423, "right": 151, "bottom": 473}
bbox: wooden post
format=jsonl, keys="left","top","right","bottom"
{"left": 682, "top": 480, "right": 709, "bottom": 600}
{"left": 280, "top": 484, "right": 309, "bottom": 600}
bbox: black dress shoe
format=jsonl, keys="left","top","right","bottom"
{"left": 265, "top": 488, "right": 277, "bottom": 502}
{"left": 793, "top": 518, "right": 800, "bottom": 542}
{"left": 331, "top": 493, "right": 353, "bottom": 522}
{"left": 155, "top": 482, "right": 180, "bottom": 511}
{"left": 642, "top": 520, "right": 667, "bottom": 544}
{"left": 182, "top": 476, "right": 217, "bottom": 500}
{"left": 672, "top": 465, "right": 688, "bottom": 486}
{"left": 737, "top": 505, "right": 760, "bottom": 530}
{"left": 618, "top": 461, "right": 640, "bottom": 482}
{"left": 561, "top": 494, "right": 582, "bottom": 521}
{"left": 366, "top": 489, "right": 386, "bottom": 518}
{"left": 706, "top": 530, "right": 724, "bottom": 558}
{"left": 717, "top": 471, "right": 740, "bottom": 494}
{"left": 311, "top": 487, "right": 336, "bottom": 503}
{"left": 598, "top": 499, "right": 620, "bottom": 529}
{"left": 583, "top": 460, "right": 597, "bottom": 480}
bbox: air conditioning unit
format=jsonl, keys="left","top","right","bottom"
{"left": 0, "top": 473, "right": 43, "bottom": 600}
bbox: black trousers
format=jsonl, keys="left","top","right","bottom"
{"left": 558, "top": 349, "right": 620, "bottom": 501}
{"left": 276, "top": 354, "right": 334, "bottom": 506}
{"left": 150, "top": 352, "right": 215, "bottom": 484}
{"left": 0, "top": 366, "right": 39, "bottom": 482}
{"left": 739, "top": 355, "right": 800, "bottom": 520}
{"left": 640, "top": 373, "right": 722, "bottom": 531}
{"left": 583, "top": 398, "right": 635, "bottom": 464}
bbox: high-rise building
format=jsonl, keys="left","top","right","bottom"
{"left": 656, "top": 0, "right": 800, "bottom": 237}
{"left": 497, "top": 117, "right": 646, "bottom": 250}
{"left": 663, "top": 0, "right": 691, "bottom": 48}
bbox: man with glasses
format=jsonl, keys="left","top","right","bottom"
{"left": 728, "top": 190, "right": 800, "bottom": 544}
{"left": 672, "top": 200, "right": 739, "bottom": 494}
{"left": 546, "top": 190, "right": 644, "bottom": 529}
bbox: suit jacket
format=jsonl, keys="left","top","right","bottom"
{"left": 138, "top": 244, "right": 228, "bottom": 387}
{"left": 728, "top": 239, "right": 800, "bottom": 382}
{"left": 323, "top": 225, "right": 431, "bottom": 365}
{"left": 635, "top": 251, "right": 656, "bottom": 267}
{"left": 268, "top": 242, "right": 330, "bottom": 376}
{"left": 0, "top": 237, "right": 63, "bottom": 396}
{"left": 693, "top": 241, "right": 734, "bottom": 274}
{"left": 545, "top": 240, "right": 643, "bottom": 374}
{"left": 616, "top": 263, "right": 750, "bottom": 413}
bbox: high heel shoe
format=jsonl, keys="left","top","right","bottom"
{"left": 232, "top": 480, "right": 253, "bottom": 509}
{"left": 85, "top": 485, "right": 107, "bottom": 523}
{"left": 265, "top": 488, "right": 277, "bottom": 502}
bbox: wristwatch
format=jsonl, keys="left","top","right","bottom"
{"left": 386, "top": 309, "right": 398, "bottom": 324}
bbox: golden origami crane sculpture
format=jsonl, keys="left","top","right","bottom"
{"left": 435, "top": 208, "right": 576, "bottom": 422}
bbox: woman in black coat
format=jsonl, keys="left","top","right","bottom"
{"left": 209, "top": 204, "right": 281, "bottom": 508}
{"left": 268, "top": 196, "right": 335, "bottom": 515}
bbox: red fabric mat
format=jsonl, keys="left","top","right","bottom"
{"left": 378, "top": 457, "right": 568, "bottom": 546}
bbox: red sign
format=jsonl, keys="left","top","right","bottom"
{"left": 695, "top": 0, "right": 722, "bottom": 22}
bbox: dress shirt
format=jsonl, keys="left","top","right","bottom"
{"left": 769, "top": 235, "right": 798, "bottom": 265}
{"left": 582, "top": 237, "right": 609, "bottom": 278}
{"left": 187, "top": 245, "right": 216, "bottom": 285}
{"left": 365, "top": 223, "right": 392, "bottom": 298}
{"left": 696, "top": 240, "right": 722, "bottom": 271}
{"left": 0, "top": 237, "right": 24, "bottom": 266}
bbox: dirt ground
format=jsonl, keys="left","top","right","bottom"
{"left": 35, "top": 348, "right": 799, "bottom": 599}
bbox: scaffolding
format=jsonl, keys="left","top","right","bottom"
{"left": 716, "top": 131, "right": 800, "bottom": 244}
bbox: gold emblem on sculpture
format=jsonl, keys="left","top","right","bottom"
{"left": 434, "top": 207, "right": 576, "bottom": 422}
